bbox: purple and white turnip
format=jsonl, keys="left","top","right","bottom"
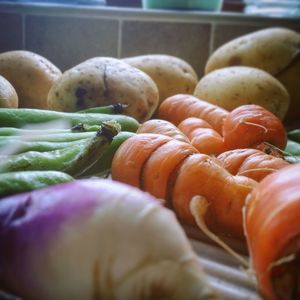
{"left": 0, "top": 179, "right": 218, "bottom": 300}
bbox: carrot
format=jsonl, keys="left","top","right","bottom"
{"left": 111, "top": 133, "right": 171, "bottom": 187}
{"left": 178, "top": 117, "right": 225, "bottom": 155}
{"left": 142, "top": 139, "right": 198, "bottom": 201}
{"left": 217, "top": 148, "right": 290, "bottom": 182}
{"left": 172, "top": 153, "right": 257, "bottom": 240}
{"left": 254, "top": 142, "right": 285, "bottom": 158}
{"left": 244, "top": 163, "right": 300, "bottom": 300}
{"left": 223, "top": 104, "right": 287, "bottom": 151}
{"left": 137, "top": 119, "right": 190, "bottom": 143}
{"left": 158, "top": 94, "right": 229, "bottom": 134}
{"left": 112, "top": 133, "right": 256, "bottom": 240}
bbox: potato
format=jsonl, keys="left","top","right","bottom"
{"left": 48, "top": 57, "right": 159, "bottom": 123}
{"left": 204, "top": 27, "right": 300, "bottom": 121}
{"left": 0, "top": 75, "right": 18, "bottom": 108}
{"left": 123, "top": 54, "right": 198, "bottom": 106}
{"left": 194, "top": 66, "right": 290, "bottom": 120}
{"left": 0, "top": 50, "right": 61, "bottom": 109}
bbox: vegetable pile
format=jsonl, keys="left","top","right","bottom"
{"left": 111, "top": 94, "right": 293, "bottom": 240}
{"left": 0, "top": 26, "right": 300, "bottom": 300}
{"left": 0, "top": 104, "right": 138, "bottom": 197}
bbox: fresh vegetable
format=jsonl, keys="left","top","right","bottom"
{"left": 178, "top": 117, "right": 225, "bottom": 155}
{"left": 194, "top": 66, "right": 290, "bottom": 120}
{"left": 137, "top": 119, "right": 190, "bottom": 143}
{"left": 47, "top": 57, "right": 159, "bottom": 122}
{"left": 285, "top": 139, "right": 300, "bottom": 156}
{"left": 0, "top": 121, "right": 120, "bottom": 177}
{"left": 288, "top": 129, "right": 300, "bottom": 143}
{"left": 112, "top": 133, "right": 171, "bottom": 187}
{"left": 171, "top": 153, "right": 256, "bottom": 239}
{"left": 284, "top": 139, "right": 300, "bottom": 164}
{"left": 0, "top": 179, "right": 219, "bottom": 300}
{"left": 0, "top": 138, "right": 90, "bottom": 155}
{"left": 76, "top": 103, "right": 127, "bottom": 114}
{"left": 0, "top": 170, "right": 74, "bottom": 198}
{"left": 244, "top": 163, "right": 300, "bottom": 300}
{"left": 217, "top": 148, "right": 290, "bottom": 181}
{"left": 112, "top": 133, "right": 257, "bottom": 240}
{"left": 0, "top": 108, "right": 139, "bottom": 132}
{"left": 0, "top": 131, "right": 95, "bottom": 144}
{"left": 158, "top": 94, "right": 229, "bottom": 134}
{"left": 141, "top": 137, "right": 198, "bottom": 201}
{"left": 0, "top": 125, "right": 86, "bottom": 137}
{"left": 159, "top": 95, "right": 287, "bottom": 151}
{"left": 80, "top": 131, "right": 135, "bottom": 177}
{"left": 222, "top": 104, "right": 287, "bottom": 151}
{"left": 0, "top": 50, "right": 61, "bottom": 109}
{"left": 122, "top": 54, "right": 198, "bottom": 109}
{"left": 0, "top": 75, "right": 18, "bottom": 108}
{"left": 204, "top": 27, "right": 300, "bottom": 121}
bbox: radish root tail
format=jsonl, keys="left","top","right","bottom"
{"left": 190, "top": 195, "right": 249, "bottom": 268}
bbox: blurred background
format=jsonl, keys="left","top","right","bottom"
{"left": 0, "top": 0, "right": 299, "bottom": 77}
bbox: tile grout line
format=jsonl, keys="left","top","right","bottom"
{"left": 22, "top": 13, "right": 26, "bottom": 50}
{"left": 209, "top": 22, "right": 216, "bottom": 55}
{"left": 117, "top": 18, "right": 123, "bottom": 58}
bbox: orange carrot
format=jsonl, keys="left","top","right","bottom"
{"left": 112, "top": 133, "right": 256, "bottom": 240}
{"left": 223, "top": 104, "right": 287, "bottom": 150}
{"left": 158, "top": 94, "right": 229, "bottom": 134}
{"left": 142, "top": 139, "right": 198, "bottom": 201}
{"left": 111, "top": 133, "right": 171, "bottom": 187}
{"left": 254, "top": 142, "right": 284, "bottom": 158}
{"left": 137, "top": 119, "right": 190, "bottom": 143}
{"left": 217, "top": 148, "right": 290, "bottom": 181}
{"left": 178, "top": 117, "right": 225, "bottom": 155}
{"left": 172, "top": 153, "right": 257, "bottom": 240}
{"left": 244, "top": 163, "right": 300, "bottom": 300}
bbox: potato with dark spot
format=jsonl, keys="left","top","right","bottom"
{"left": 123, "top": 54, "right": 198, "bottom": 106}
{"left": 0, "top": 75, "right": 18, "bottom": 108}
{"left": 48, "top": 57, "right": 159, "bottom": 122}
{"left": 0, "top": 50, "right": 61, "bottom": 109}
{"left": 204, "top": 27, "right": 300, "bottom": 121}
{"left": 194, "top": 66, "right": 290, "bottom": 120}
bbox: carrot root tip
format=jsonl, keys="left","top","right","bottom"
{"left": 190, "top": 195, "right": 250, "bottom": 268}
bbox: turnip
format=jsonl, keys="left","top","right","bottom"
{"left": 0, "top": 179, "right": 218, "bottom": 300}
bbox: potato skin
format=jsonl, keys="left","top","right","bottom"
{"left": 0, "top": 50, "right": 61, "bottom": 109}
{"left": 194, "top": 66, "right": 290, "bottom": 120}
{"left": 123, "top": 54, "right": 198, "bottom": 105}
{"left": 47, "top": 57, "right": 159, "bottom": 123}
{"left": 0, "top": 75, "right": 18, "bottom": 108}
{"left": 204, "top": 27, "right": 300, "bottom": 121}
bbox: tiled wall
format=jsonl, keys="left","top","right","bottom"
{"left": 0, "top": 2, "right": 300, "bottom": 77}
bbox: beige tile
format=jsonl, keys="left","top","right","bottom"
{"left": 212, "top": 22, "right": 300, "bottom": 53}
{"left": 0, "top": 13, "right": 23, "bottom": 53}
{"left": 212, "top": 23, "right": 264, "bottom": 51}
{"left": 121, "top": 20, "right": 211, "bottom": 77}
{"left": 25, "top": 15, "right": 119, "bottom": 71}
